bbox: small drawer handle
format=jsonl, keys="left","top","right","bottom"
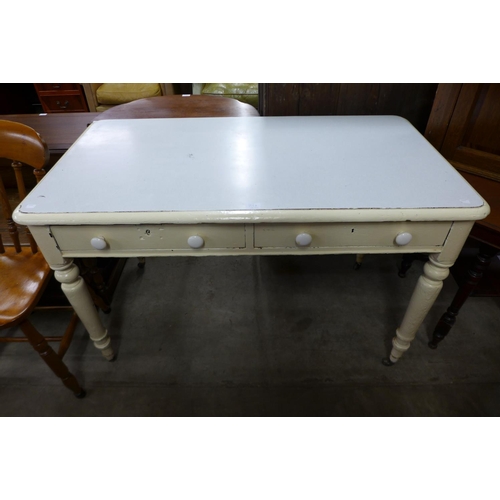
{"left": 52, "top": 84, "right": 61, "bottom": 89}
{"left": 90, "top": 237, "right": 107, "bottom": 250}
{"left": 56, "top": 100, "right": 69, "bottom": 109}
{"left": 395, "top": 232, "right": 413, "bottom": 246}
{"left": 187, "top": 235, "right": 204, "bottom": 249}
{"left": 295, "top": 233, "right": 313, "bottom": 247}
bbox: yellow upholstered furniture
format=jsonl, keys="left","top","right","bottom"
{"left": 82, "top": 83, "right": 174, "bottom": 112}
{"left": 192, "top": 83, "right": 258, "bottom": 109}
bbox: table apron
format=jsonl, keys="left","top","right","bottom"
{"left": 46, "top": 221, "right": 454, "bottom": 258}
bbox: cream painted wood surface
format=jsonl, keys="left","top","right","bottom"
{"left": 388, "top": 221, "right": 474, "bottom": 363}
{"left": 47, "top": 221, "right": 453, "bottom": 259}
{"left": 253, "top": 222, "right": 452, "bottom": 249}
{"left": 47, "top": 222, "right": 453, "bottom": 259}
{"left": 11, "top": 116, "right": 491, "bottom": 365}
{"left": 52, "top": 259, "right": 114, "bottom": 360}
{"left": 50, "top": 224, "right": 247, "bottom": 252}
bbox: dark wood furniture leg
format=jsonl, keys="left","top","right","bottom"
{"left": 429, "top": 243, "right": 498, "bottom": 349}
{"left": 77, "top": 257, "right": 128, "bottom": 314}
{"left": 19, "top": 320, "right": 86, "bottom": 397}
{"left": 398, "top": 254, "right": 429, "bottom": 278}
{"left": 399, "top": 254, "right": 417, "bottom": 277}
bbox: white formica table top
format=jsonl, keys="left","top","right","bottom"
{"left": 14, "top": 115, "right": 487, "bottom": 225}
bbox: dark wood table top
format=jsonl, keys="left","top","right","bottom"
{"left": 93, "top": 95, "right": 260, "bottom": 120}
{"left": 1, "top": 96, "right": 258, "bottom": 153}
{"left": 0, "top": 112, "right": 101, "bottom": 152}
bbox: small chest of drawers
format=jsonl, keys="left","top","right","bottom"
{"left": 34, "top": 83, "right": 89, "bottom": 113}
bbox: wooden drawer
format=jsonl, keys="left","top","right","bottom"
{"left": 35, "top": 83, "right": 81, "bottom": 92}
{"left": 38, "top": 94, "right": 88, "bottom": 112}
{"left": 50, "top": 224, "right": 247, "bottom": 253}
{"left": 254, "top": 222, "right": 452, "bottom": 249}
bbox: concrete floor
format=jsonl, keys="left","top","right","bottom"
{"left": 1, "top": 253, "right": 499, "bottom": 416}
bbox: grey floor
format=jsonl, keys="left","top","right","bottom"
{"left": 1, "top": 253, "right": 499, "bottom": 416}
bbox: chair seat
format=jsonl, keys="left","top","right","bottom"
{"left": 0, "top": 246, "right": 51, "bottom": 326}
{"left": 96, "top": 83, "right": 162, "bottom": 107}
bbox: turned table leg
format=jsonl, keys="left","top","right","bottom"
{"left": 52, "top": 259, "right": 115, "bottom": 361}
{"left": 429, "top": 243, "right": 497, "bottom": 348}
{"left": 383, "top": 221, "right": 475, "bottom": 365}
{"left": 353, "top": 254, "right": 364, "bottom": 270}
{"left": 384, "top": 254, "right": 451, "bottom": 365}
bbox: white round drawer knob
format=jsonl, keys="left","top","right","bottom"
{"left": 295, "top": 233, "right": 313, "bottom": 247}
{"left": 395, "top": 232, "right": 413, "bottom": 246}
{"left": 90, "top": 237, "right": 107, "bottom": 250}
{"left": 187, "top": 235, "right": 205, "bottom": 249}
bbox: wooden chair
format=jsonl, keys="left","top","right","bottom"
{"left": 0, "top": 120, "right": 85, "bottom": 397}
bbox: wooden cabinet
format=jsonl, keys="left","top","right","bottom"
{"left": 425, "top": 83, "right": 500, "bottom": 181}
{"left": 34, "top": 83, "right": 89, "bottom": 113}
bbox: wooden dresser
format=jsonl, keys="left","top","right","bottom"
{"left": 34, "top": 83, "right": 89, "bottom": 113}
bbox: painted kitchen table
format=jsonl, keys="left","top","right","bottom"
{"left": 13, "top": 116, "right": 490, "bottom": 365}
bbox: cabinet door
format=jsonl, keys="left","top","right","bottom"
{"left": 435, "top": 84, "right": 500, "bottom": 181}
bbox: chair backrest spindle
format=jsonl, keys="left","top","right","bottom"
{"left": 0, "top": 172, "right": 22, "bottom": 252}
{"left": 12, "top": 161, "right": 28, "bottom": 199}
{"left": 11, "top": 160, "right": 39, "bottom": 252}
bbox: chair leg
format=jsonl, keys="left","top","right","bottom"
{"left": 58, "top": 312, "right": 79, "bottom": 359}
{"left": 19, "top": 320, "right": 86, "bottom": 398}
